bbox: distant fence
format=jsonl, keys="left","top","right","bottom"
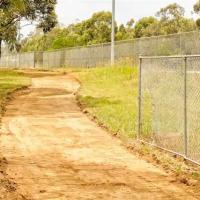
{"left": 138, "top": 55, "right": 200, "bottom": 165}
{"left": 1, "top": 31, "right": 200, "bottom": 68}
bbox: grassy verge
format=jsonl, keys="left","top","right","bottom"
{"left": 0, "top": 70, "right": 31, "bottom": 118}
{"left": 76, "top": 66, "right": 138, "bottom": 138}
{"left": 73, "top": 65, "right": 200, "bottom": 188}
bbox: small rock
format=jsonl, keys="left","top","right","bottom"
{"left": 179, "top": 177, "right": 190, "bottom": 186}
{"left": 39, "top": 190, "right": 46, "bottom": 193}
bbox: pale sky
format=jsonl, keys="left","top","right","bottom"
{"left": 21, "top": 0, "right": 198, "bottom": 37}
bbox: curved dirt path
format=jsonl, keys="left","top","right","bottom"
{"left": 0, "top": 75, "right": 199, "bottom": 200}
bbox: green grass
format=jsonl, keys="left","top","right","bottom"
{"left": 0, "top": 70, "right": 31, "bottom": 115}
{"left": 75, "top": 66, "right": 200, "bottom": 162}
{"left": 76, "top": 66, "right": 138, "bottom": 138}
{"left": 73, "top": 65, "right": 200, "bottom": 180}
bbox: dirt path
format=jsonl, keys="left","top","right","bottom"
{"left": 0, "top": 74, "right": 199, "bottom": 200}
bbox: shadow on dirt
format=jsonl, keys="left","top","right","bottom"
{"left": 0, "top": 149, "right": 29, "bottom": 200}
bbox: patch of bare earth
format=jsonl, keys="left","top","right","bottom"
{"left": 0, "top": 74, "right": 199, "bottom": 199}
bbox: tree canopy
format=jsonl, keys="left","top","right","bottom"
{"left": 0, "top": 0, "right": 57, "bottom": 56}
{"left": 194, "top": 0, "right": 200, "bottom": 29}
{"left": 12, "top": 3, "right": 200, "bottom": 52}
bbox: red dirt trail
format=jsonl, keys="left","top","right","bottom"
{"left": 0, "top": 75, "right": 199, "bottom": 200}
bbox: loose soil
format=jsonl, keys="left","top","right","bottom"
{"left": 0, "top": 74, "right": 199, "bottom": 199}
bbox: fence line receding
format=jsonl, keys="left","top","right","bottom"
{"left": 1, "top": 31, "right": 200, "bottom": 68}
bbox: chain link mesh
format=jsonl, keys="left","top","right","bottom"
{"left": 1, "top": 31, "right": 200, "bottom": 68}
{"left": 187, "top": 56, "right": 200, "bottom": 163}
{"left": 140, "top": 55, "right": 200, "bottom": 164}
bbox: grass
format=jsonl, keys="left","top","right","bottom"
{"left": 0, "top": 70, "right": 31, "bottom": 117}
{"left": 0, "top": 67, "right": 199, "bottom": 186}
{"left": 74, "top": 65, "right": 200, "bottom": 162}
{"left": 76, "top": 66, "right": 138, "bottom": 138}
{"left": 73, "top": 65, "right": 200, "bottom": 185}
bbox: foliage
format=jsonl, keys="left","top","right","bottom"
{"left": 0, "top": 0, "right": 57, "bottom": 55}
{"left": 21, "top": 3, "right": 197, "bottom": 52}
{"left": 116, "top": 19, "right": 135, "bottom": 40}
{"left": 194, "top": 0, "right": 200, "bottom": 14}
{"left": 0, "top": 70, "right": 30, "bottom": 118}
{"left": 194, "top": 0, "right": 200, "bottom": 29}
{"left": 133, "top": 3, "right": 196, "bottom": 38}
{"left": 196, "top": 18, "right": 200, "bottom": 29}
{"left": 22, "top": 11, "right": 114, "bottom": 51}
{"left": 76, "top": 66, "right": 138, "bottom": 138}
{"left": 134, "top": 17, "right": 159, "bottom": 37}
{"left": 156, "top": 3, "right": 196, "bottom": 35}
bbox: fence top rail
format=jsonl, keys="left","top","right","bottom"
{"left": 2, "top": 30, "right": 200, "bottom": 56}
{"left": 139, "top": 55, "right": 200, "bottom": 59}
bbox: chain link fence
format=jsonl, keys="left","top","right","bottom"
{"left": 1, "top": 31, "right": 200, "bottom": 68}
{"left": 0, "top": 52, "right": 35, "bottom": 68}
{"left": 138, "top": 55, "right": 200, "bottom": 165}
{"left": 1, "top": 31, "right": 200, "bottom": 165}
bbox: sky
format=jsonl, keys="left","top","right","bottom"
{"left": 21, "top": 0, "right": 198, "bottom": 37}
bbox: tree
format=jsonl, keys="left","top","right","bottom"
{"left": 116, "top": 24, "right": 127, "bottom": 40}
{"left": 125, "top": 19, "right": 135, "bottom": 39}
{"left": 194, "top": 0, "right": 200, "bottom": 29}
{"left": 134, "top": 17, "right": 158, "bottom": 38}
{"left": 196, "top": 18, "right": 200, "bottom": 29}
{"left": 0, "top": 0, "right": 57, "bottom": 56}
{"left": 35, "top": 12, "right": 57, "bottom": 35}
{"left": 156, "top": 3, "right": 196, "bottom": 34}
{"left": 21, "top": 6, "right": 197, "bottom": 52}
{"left": 127, "top": 18, "right": 135, "bottom": 28}
{"left": 194, "top": 0, "right": 200, "bottom": 14}
{"left": 156, "top": 3, "right": 184, "bottom": 21}
{"left": 22, "top": 11, "right": 115, "bottom": 51}
{"left": 80, "top": 11, "right": 113, "bottom": 44}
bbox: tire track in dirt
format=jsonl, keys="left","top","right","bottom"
{"left": 0, "top": 74, "right": 199, "bottom": 200}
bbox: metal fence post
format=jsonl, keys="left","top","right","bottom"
{"left": 184, "top": 56, "right": 188, "bottom": 157}
{"left": 138, "top": 57, "right": 142, "bottom": 140}
{"left": 102, "top": 43, "right": 104, "bottom": 65}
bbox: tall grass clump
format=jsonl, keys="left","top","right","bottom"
{"left": 77, "top": 65, "right": 138, "bottom": 138}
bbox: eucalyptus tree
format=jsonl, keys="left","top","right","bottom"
{"left": 0, "top": 0, "right": 57, "bottom": 56}
{"left": 194, "top": 0, "right": 200, "bottom": 29}
{"left": 156, "top": 3, "right": 196, "bottom": 34}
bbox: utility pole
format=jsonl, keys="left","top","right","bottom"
{"left": 111, "top": 0, "right": 115, "bottom": 66}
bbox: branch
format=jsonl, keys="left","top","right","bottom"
{"left": 0, "top": 17, "right": 19, "bottom": 33}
